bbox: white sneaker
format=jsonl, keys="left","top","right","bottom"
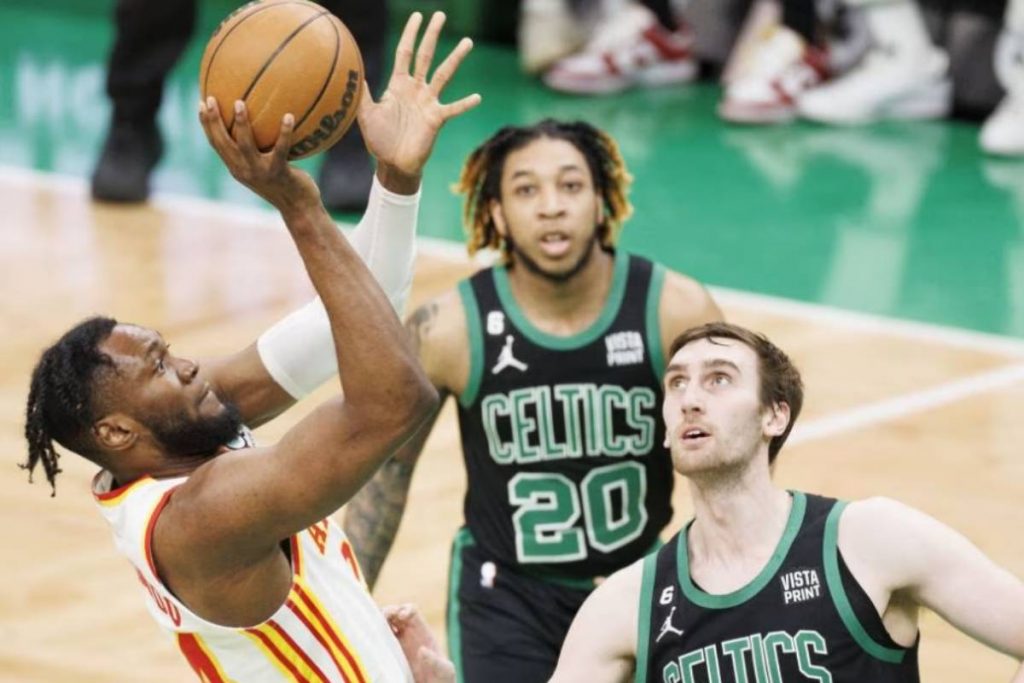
{"left": 719, "top": 26, "right": 830, "bottom": 124}
{"left": 981, "top": 95, "right": 1024, "bottom": 156}
{"left": 797, "top": 45, "right": 951, "bottom": 125}
{"left": 982, "top": 31, "right": 1024, "bottom": 155}
{"left": 518, "top": 0, "right": 590, "bottom": 74}
{"left": 542, "top": 3, "right": 697, "bottom": 95}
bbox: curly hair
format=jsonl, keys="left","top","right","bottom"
{"left": 453, "top": 119, "right": 633, "bottom": 259}
{"left": 23, "top": 316, "right": 118, "bottom": 495}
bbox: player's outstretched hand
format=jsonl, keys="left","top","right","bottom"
{"left": 383, "top": 603, "right": 456, "bottom": 683}
{"left": 357, "top": 11, "right": 481, "bottom": 185}
{"left": 198, "top": 97, "right": 320, "bottom": 213}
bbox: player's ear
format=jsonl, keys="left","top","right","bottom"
{"left": 763, "top": 401, "right": 790, "bottom": 438}
{"left": 93, "top": 413, "right": 141, "bottom": 452}
{"left": 489, "top": 199, "right": 508, "bottom": 238}
{"left": 595, "top": 196, "right": 605, "bottom": 227}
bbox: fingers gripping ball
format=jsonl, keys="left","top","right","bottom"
{"left": 199, "top": 0, "right": 364, "bottom": 159}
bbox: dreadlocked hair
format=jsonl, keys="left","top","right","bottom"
{"left": 454, "top": 119, "right": 634, "bottom": 259}
{"left": 24, "top": 316, "right": 118, "bottom": 495}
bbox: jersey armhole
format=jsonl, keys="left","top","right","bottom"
{"left": 143, "top": 485, "right": 180, "bottom": 582}
{"left": 645, "top": 264, "right": 667, "bottom": 381}
{"left": 457, "top": 280, "right": 484, "bottom": 408}
{"left": 634, "top": 553, "right": 658, "bottom": 683}
{"left": 822, "top": 501, "right": 907, "bottom": 664}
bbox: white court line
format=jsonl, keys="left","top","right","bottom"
{"left": 707, "top": 288, "right": 1024, "bottom": 359}
{"left": 790, "top": 362, "right": 1024, "bottom": 446}
{"left": 5, "top": 163, "right": 1024, "bottom": 358}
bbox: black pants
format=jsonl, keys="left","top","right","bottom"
{"left": 105, "top": 0, "right": 388, "bottom": 124}
{"left": 446, "top": 528, "right": 596, "bottom": 683}
{"left": 783, "top": 0, "right": 818, "bottom": 44}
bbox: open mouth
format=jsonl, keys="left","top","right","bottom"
{"left": 681, "top": 428, "right": 711, "bottom": 444}
{"left": 539, "top": 232, "right": 571, "bottom": 257}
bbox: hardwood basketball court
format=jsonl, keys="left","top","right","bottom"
{"left": 1, "top": 170, "right": 1021, "bottom": 681}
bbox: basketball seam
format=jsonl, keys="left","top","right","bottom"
{"left": 291, "top": 15, "right": 341, "bottom": 141}
{"left": 201, "top": 1, "right": 311, "bottom": 100}
{"left": 231, "top": 9, "right": 331, "bottom": 136}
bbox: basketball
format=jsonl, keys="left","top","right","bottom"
{"left": 199, "top": 0, "right": 364, "bottom": 160}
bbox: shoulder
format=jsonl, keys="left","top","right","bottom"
{"left": 603, "top": 556, "right": 646, "bottom": 597}
{"left": 840, "top": 496, "right": 935, "bottom": 541}
{"left": 576, "top": 559, "right": 645, "bottom": 639}
{"left": 551, "top": 559, "right": 644, "bottom": 681}
{"left": 838, "top": 496, "right": 923, "bottom": 553}
{"left": 581, "top": 558, "right": 646, "bottom": 626}
{"left": 656, "top": 267, "right": 723, "bottom": 341}
{"left": 405, "top": 287, "right": 470, "bottom": 392}
{"left": 837, "top": 496, "right": 955, "bottom": 590}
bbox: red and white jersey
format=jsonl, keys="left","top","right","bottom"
{"left": 93, "top": 469, "right": 413, "bottom": 683}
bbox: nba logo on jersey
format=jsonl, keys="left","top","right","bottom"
{"left": 487, "top": 311, "right": 505, "bottom": 335}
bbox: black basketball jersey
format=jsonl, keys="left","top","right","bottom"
{"left": 636, "top": 492, "right": 920, "bottom": 683}
{"left": 455, "top": 251, "right": 673, "bottom": 580}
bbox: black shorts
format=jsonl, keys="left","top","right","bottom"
{"left": 446, "top": 528, "right": 596, "bottom": 683}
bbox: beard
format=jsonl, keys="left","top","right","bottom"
{"left": 146, "top": 401, "right": 243, "bottom": 459}
{"left": 507, "top": 231, "right": 601, "bottom": 284}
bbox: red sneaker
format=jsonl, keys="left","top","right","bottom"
{"left": 542, "top": 4, "right": 697, "bottom": 95}
{"left": 719, "top": 26, "right": 829, "bottom": 124}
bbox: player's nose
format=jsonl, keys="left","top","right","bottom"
{"left": 175, "top": 357, "right": 200, "bottom": 383}
{"left": 679, "top": 384, "right": 705, "bottom": 414}
{"left": 537, "top": 185, "right": 564, "bottom": 217}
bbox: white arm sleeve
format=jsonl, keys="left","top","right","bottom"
{"left": 256, "top": 174, "right": 420, "bottom": 399}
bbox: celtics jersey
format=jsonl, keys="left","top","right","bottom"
{"left": 455, "top": 251, "right": 673, "bottom": 580}
{"left": 636, "top": 492, "right": 920, "bottom": 683}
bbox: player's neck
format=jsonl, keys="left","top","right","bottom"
{"left": 685, "top": 470, "right": 791, "bottom": 590}
{"left": 110, "top": 447, "right": 211, "bottom": 485}
{"left": 505, "top": 247, "right": 615, "bottom": 335}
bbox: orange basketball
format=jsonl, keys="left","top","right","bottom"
{"left": 199, "top": 0, "right": 364, "bottom": 160}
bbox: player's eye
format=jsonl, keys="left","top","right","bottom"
{"left": 708, "top": 373, "right": 731, "bottom": 387}
{"left": 562, "top": 180, "right": 583, "bottom": 192}
{"left": 514, "top": 185, "right": 536, "bottom": 197}
{"left": 667, "top": 375, "right": 687, "bottom": 390}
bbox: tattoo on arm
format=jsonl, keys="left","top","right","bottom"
{"left": 343, "top": 457, "right": 417, "bottom": 590}
{"left": 343, "top": 301, "right": 444, "bottom": 589}
{"left": 406, "top": 301, "right": 439, "bottom": 354}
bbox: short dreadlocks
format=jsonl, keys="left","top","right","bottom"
{"left": 453, "top": 119, "right": 634, "bottom": 259}
{"left": 23, "top": 316, "right": 118, "bottom": 495}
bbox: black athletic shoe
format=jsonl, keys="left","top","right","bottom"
{"left": 90, "top": 120, "right": 163, "bottom": 203}
{"left": 318, "top": 131, "right": 374, "bottom": 213}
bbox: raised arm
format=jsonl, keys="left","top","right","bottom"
{"left": 840, "top": 497, "right": 1024, "bottom": 680}
{"left": 343, "top": 292, "right": 468, "bottom": 589}
{"left": 157, "top": 13, "right": 480, "bottom": 575}
{"left": 202, "top": 174, "right": 424, "bottom": 427}
{"left": 549, "top": 560, "right": 642, "bottom": 683}
{"left": 202, "top": 12, "right": 479, "bottom": 427}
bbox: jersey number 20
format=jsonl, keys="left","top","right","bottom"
{"left": 509, "top": 462, "right": 648, "bottom": 563}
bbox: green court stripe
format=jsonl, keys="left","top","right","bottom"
{"left": 634, "top": 554, "right": 658, "bottom": 683}
{"left": 678, "top": 492, "right": 806, "bottom": 609}
{"left": 492, "top": 250, "right": 630, "bottom": 350}
{"left": 645, "top": 263, "right": 667, "bottom": 381}
{"left": 457, "top": 280, "right": 484, "bottom": 407}
{"left": 447, "top": 527, "right": 475, "bottom": 682}
{"left": 822, "top": 502, "right": 906, "bottom": 664}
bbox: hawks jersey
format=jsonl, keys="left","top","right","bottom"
{"left": 455, "top": 251, "right": 673, "bottom": 580}
{"left": 92, "top": 431, "right": 413, "bottom": 683}
{"left": 636, "top": 492, "right": 920, "bottom": 683}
